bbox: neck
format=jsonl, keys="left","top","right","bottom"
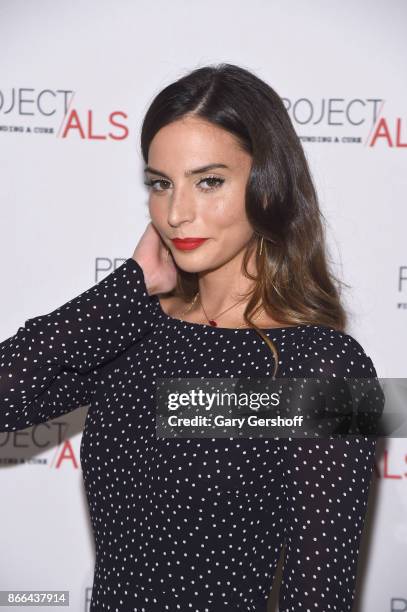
{"left": 193, "top": 248, "right": 258, "bottom": 321}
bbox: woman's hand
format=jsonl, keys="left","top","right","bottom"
{"left": 132, "top": 222, "right": 178, "bottom": 295}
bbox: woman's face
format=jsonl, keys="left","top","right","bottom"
{"left": 145, "top": 115, "right": 254, "bottom": 274}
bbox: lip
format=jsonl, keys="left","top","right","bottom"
{"left": 171, "top": 238, "right": 208, "bottom": 251}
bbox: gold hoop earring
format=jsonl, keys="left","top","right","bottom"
{"left": 259, "top": 236, "right": 264, "bottom": 256}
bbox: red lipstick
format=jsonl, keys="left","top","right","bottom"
{"left": 171, "top": 238, "right": 208, "bottom": 251}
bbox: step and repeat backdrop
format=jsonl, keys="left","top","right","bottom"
{"left": 0, "top": 1, "right": 406, "bottom": 611}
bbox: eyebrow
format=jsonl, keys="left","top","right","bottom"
{"left": 143, "top": 163, "right": 229, "bottom": 179}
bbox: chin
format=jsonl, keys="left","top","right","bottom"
{"left": 175, "top": 261, "right": 210, "bottom": 274}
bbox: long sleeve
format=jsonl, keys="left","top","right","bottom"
{"left": 278, "top": 333, "right": 383, "bottom": 611}
{"left": 0, "top": 257, "right": 158, "bottom": 432}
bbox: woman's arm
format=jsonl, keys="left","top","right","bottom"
{"left": 278, "top": 334, "right": 382, "bottom": 611}
{"left": 0, "top": 257, "right": 158, "bottom": 432}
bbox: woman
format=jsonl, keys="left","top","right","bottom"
{"left": 0, "top": 63, "right": 381, "bottom": 611}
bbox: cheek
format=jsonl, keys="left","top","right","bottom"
{"left": 199, "top": 189, "right": 249, "bottom": 230}
{"left": 148, "top": 200, "right": 166, "bottom": 227}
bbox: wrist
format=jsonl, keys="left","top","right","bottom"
{"left": 131, "top": 257, "right": 157, "bottom": 295}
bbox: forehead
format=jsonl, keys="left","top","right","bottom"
{"left": 148, "top": 116, "right": 251, "bottom": 170}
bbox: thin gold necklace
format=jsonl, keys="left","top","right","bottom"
{"left": 181, "top": 292, "right": 264, "bottom": 329}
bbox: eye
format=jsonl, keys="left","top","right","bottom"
{"left": 197, "top": 176, "right": 225, "bottom": 192}
{"left": 143, "top": 175, "right": 225, "bottom": 193}
{"left": 144, "top": 178, "right": 171, "bottom": 192}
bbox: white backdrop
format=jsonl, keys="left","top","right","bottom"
{"left": 0, "top": 1, "right": 406, "bottom": 610}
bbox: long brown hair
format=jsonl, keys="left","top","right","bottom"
{"left": 141, "top": 63, "right": 349, "bottom": 378}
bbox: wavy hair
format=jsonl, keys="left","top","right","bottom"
{"left": 140, "top": 63, "right": 349, "bottom": 378}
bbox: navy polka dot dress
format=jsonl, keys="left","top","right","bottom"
{"left": 0, "top": 258, "right": 381, "bottom": 611}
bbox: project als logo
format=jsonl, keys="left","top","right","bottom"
{"left": 0, "top": 417, "right": 85, "bottom": 469}
{"left": 0, "top": 87, "right": 406, "bottom": 146}
{"left": 282, "top": 97, "right": 405, "bottom": 147}
{"left": 94, "top": 256, "right": 128, "bottom": 282}
{"left": 0, "top": 88, "right": 128, "bottom": 140}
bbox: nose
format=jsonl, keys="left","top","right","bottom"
{"left": 167, "top": 184, "right": 196, "bottom": 227}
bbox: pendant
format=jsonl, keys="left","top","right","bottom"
{"left": 209, "top": 320, "right": 217, "bottom": 326}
